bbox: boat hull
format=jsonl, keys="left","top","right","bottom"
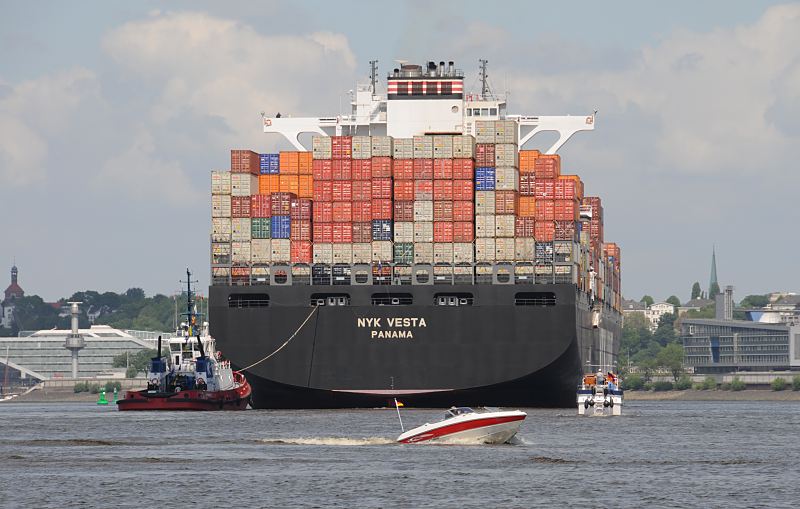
{"left": 117, "top": 375, "right": 251, "bottom": 411}
{"left": 398, "top": 413, "right": 526, "bottom": 444}
{"left": 210, "top": 283, "right": 621, "bottom": 409}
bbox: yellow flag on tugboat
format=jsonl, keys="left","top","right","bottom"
{"left": 396, "top": 400, "right": 404, "bottom": 407}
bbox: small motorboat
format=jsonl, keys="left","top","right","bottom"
{"left": 396, "top": 407, "right": 526, "bottom": 444}
{"left": 577, "top": 371, "right": 623, "bottom": 416}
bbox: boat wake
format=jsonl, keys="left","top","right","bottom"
{"left": 257, "top": 437, "right": 395, "bottom": 446}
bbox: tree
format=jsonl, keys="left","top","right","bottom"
{"left": 739, "top": 294, "right": 769, "bottom": 309}
{"left": 666, "top": 295, "right": 681, "bottom": 307}
{"left": 691, "top": 282, "right": 701, "bottom": 300}
{"left": 125, "top": 288, "right": 146, "bottom": 300}
{"left": 709, "top": 282, "right": 720, "bottom": 297}
{"left": 656, "top": 343, "right": 685, "bottom": 382}
{"left": 653, "top": 313, "right": 677, "bottom": 346}
{"left": 621, "top": 312, "right": 652, "bottom": 358}
{"left": 640, "top": 295, "right": 654, "bottom": 307}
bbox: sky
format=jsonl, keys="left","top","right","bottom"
{"left": 1, "top": 0, "right": 798, "bottom": 303}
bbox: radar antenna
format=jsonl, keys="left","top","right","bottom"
{"left": 369, "top": 60, "right": 378, "bottom": 93}
{"left": 479, "top": 59, "right": 492, "bottom": 100}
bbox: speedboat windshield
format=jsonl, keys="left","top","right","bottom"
{"left": 444, "top": 407, "right": 475, "bottom": 419}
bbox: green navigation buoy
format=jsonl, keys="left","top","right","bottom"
{"left": 113, "top": 387, "right": 118, "bottom": 403}
{"left": 97, "top": 389, "right": 108, "bottom": 406}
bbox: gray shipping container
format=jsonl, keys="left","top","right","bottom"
{"left": 394, "top": 222, "right": 414, "bottom": 243}
{"left": 413, "top": 221, "right": 433, "bottom": 243}
{"left": 352, "top": 243, "right": 372, "bottom": 263}
{"left": 494, "top": 144, "right": 519, "bottom": 167}
{"left": 475, "top": 191, "right": 496, "bottom": 215}
{"left": 393, "top": 138, "right": 414, "bottom": 159}
{"left": 332, "top": 244, "right": 353, "bottom": 265}
{"left": 475, "top": 120, "right": 496, "bottom": 144}
{"left": 313, "top": 136, "right": 332, "bottom": 160}
{"left": 413, "top": 135, "right": 434, "bottom": 159}
{"left": 231, "top": 241, "right": 251, "bottom": 264}
{"left": 212, "top": 218, "right": 232, "bottom": 242}
{"left": 413, "top": 200, "right": 434, "bottom": 222}
{"left": 371, "top": 136, "right": 393, "bottom": 157}
{"left": 352, "top": 136, "right": 372, "bottom": 160}
{"left": 453, "top": 243, "right": 474, "bottom": 264}
{"left": 212, "top": 195, "right": 232, "bottom": 218}
{"left": 371, "top": 241, "right": 393, "bottom": 262}
{"left": 211, "top": 170, "right": 232, "bottom": 195}
{"left": 475, "top": 214, "right": 496, "bottom": 238}
{"left": 231, "top": 218, "right": 251, "bottom": 242}
{"left": 475, "top": 238, "right": 496, "bottom": 262}
{"left": 271, "top": 239, "right": 291, "bottom": 263}
{"left": 432, "top": 135, "right": 454, "bottom": 159}
{"left": 413, "top": 242, "right": 434, "bottom": 264}
{"left": 452, "top": 135, "right": 475, "bottom": 159}
{"left": 433, "top": 242, "right": 454, "bottom": 263}
{"left": 251, "top": 239, "right": 271, "bottom": 264}
{"left": 313, "top": 243, "right": 333, "bottom": 264}
{"left": 495, "top": 215, "right": 515, "bottom": 238}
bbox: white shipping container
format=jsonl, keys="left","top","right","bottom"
{"left": 495, "top": 144, "right": 519, "bottom": 167}
{"left": 211, "top": 267, "right": 231, "bottom": 278}
{"left": 212, "top": 194, "right": 232, "bottom": 218}
{"left": 515, "top": 238, "right": 536, "bottom": 261}
{"left": 452, "top": 135, "right": 475, "bottom": 159}
{"left": 371, "top": 241, "right": 393, "bottom": 262}
{"left": 413, "top": 135, "right": 434, "bottom": 159}
{"left": 212, "top": 218, "right": 232, "bottom": 242}
{"left": 394, "top": 222, "right": 414, "bottom": 243}
{"left": 413, "top": 242, "right": 433, "bottom": 264}
{"left": 495, "top": 238, "right": 515, "bottom": 261}
{"left": 231, "top": 173, "right": 258, "bottom": 196}
{"left": 371, "top": 136, "right": 393, "bottom": 157}
{"left": 475, "top": 191, "right": 496, "bottom": 215}
{"left": 271, "top": 239, "right": 291, "bottom": 263}
{"left": 352, "top": 136, "right": 372, "bottom": 159}
{"left": 495, "top": 167, "right": 519, "bottom": 191}
{"left": 231, "top": 241, "right": 251, "bottom": 264}
{"left": 251, "top": 239, "right": 271, "bottom": 264}
{"left": 313, "top": 243, "right": 333, "bottom": 264}
{"left": 495, "top": 214, "right": 516, "bottom": 238}
{"left": 475, "top": 120, "right": 496, "bottom": 144}
{"left": 432, "top": 135, "right": 453, "bottom": 159}
{"left": 453, "top": 243, "right": 474, "bottom": 263}
{"left": 393, "top": 138, "right": 414, "bottom": 159}
{"left": 332, "top": 244, "right": 353, "bottom": 264}
{"left": 211, "top": 170, "right": 232, "bottom": 195}
{"left": 211, "top": 242, "right": 231, "bottom": 265}
{"left": 433, "top": 243, "right": 454, "bottom": 263}
{"left": 313, "top": 136, "right": 332, "bottom": 160}
{"left": 476, "top": 214, "right": 495, "bottom": 238}
{"left": 414, "top": 221, "right": 433, "bottom": 243}
{"left": 475, "top": 238, "right": 496, "bottom": 262}
{"left": 231, "top": 218, "right": 251, "bottom": 241}
{"left": 495, "top": 120, "right": 519, "bottom": 145}
{"left": 413, "top": 200, "right": 434, "bottom": 222}
{"left": 352, "top": 243, "right": 372, "bottom": 263}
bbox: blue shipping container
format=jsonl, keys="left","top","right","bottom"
{"left": 270, "top": 216, "right": 291, "bottom": 239}
{"left": 371, "top": 219, "right": 393, "bottom": 241}
{"left": 259, "top": 153, "right": 280, "bottom": 175}
{"left": 475, "top": 167, "right": 496, "bottom": 191}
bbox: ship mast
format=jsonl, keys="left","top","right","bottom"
{"left": 479, "top": 59, "right": 491, "bottom": 100}
{"left": 369, "top": 59, "right": 378, "bottom": 94}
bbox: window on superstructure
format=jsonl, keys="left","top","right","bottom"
{"left": 441, "top": 82, "right": 452, "bottom": 95}
{"left": 371, "top": 293, "right": 413, "bottom": 306}
{"left": 397, "top": 82, "right": 409, "bottom": 96}
{"left": 310, "top": 293, "right": 350, "bottom": 307}
{"left": 473, "top": 109, "right": 480, "bottom": 116}
{"left": 228, "top": 294, "right": 270, "bottom": 308}
{"left": 490, "top": 108, "right": 497, "bottom": 116}
{"left": 481, "top": 108, "right": 489, "bottom": 116}
{"left": 467, "top": 109, "right": 472, "bottom": 116}
{"left": 514, "top": 292, "right": 556, "bottom": 306}
{"left": 434, "top": 293, "right": 474, "bottom": 306}
{"left": 426, "top": 81, "right": 438, "bottom": 95}
{"left": 412, "top": 82, "right": 423, "bottom": 95}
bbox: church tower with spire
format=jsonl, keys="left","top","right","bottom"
{"left": 708, "top": 247, "right": 719, "bottom": 297}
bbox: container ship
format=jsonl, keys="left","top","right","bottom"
{"left": 208, "top": 60, "right": 622, "bottom": 409}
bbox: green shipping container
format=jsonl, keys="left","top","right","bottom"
{"left": 393, "top": 242, "right": 414, "bottom": 264}
{"left": 251, "top": 217, "right": 271, "bottom": 239}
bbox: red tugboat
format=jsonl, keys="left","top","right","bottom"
{"left": 118, "top": 270, "right": 251, "bottom": 411}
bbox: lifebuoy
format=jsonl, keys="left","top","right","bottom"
{"left": 263, "top": 118, "right": 272, "bottom": 126}
{"left": 585, "top": 116, "right": 593, "bottom": 125}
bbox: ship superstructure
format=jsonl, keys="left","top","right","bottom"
{"left": 209, "top": 60, "right": 622, "bottom": 409}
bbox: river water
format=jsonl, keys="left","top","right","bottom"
{"left": 0, "top": 400, "right": 797, "bottom": 508}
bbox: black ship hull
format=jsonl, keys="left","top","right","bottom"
{"left": 209, "top": 284, "right": 621, "bottom": 409}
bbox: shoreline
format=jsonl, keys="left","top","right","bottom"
{"left": 625, "top": 389, "right": 800, "bottom": 401}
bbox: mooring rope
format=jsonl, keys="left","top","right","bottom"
{"left": 238, "top": 305, "right": 319, "bottom": 372}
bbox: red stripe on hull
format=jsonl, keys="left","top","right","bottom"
{"left": 399, "top": 415, "right": 524, "bottom": 443}
{"left": 117, "top": 374, "right": 251, "bottom": 411}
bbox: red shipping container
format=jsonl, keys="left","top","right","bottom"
{"left": 372, "top": 156, "right": 392, "bottom": 178}
{"left": 554, "top": 220, "right": 576, "bottom": 240}
{"left": 452, "top": 200, "right": 474, "bottom": 222}
{"left": 433, "top": 159, "right": 453, "bottom": 179}
{"left": 290, "top": 240, "right": 313, "bottom": 263}
{"left": 290, "top": 220, "right": 312, "bottom": 241}
{"left": 554, "top": 199, "right": 578, "bottom": 221}
{"left": 250, "top": 194, "right": 271, "bottom": 218}
{"left": 433, "top": 222, "right": 454, "bottom": 243}
{"left": 515, "top": 217, "right": 536, "bottom": 238}
{"left": 452, "top": 179, "right": 474, "bottom": 201}
{"left": 413, "top": 159, "right": 434, "bottom": 180}
{"left": 475, "top": 144, "right": 495, "bottom": 167}
{"left": 332, "top": 202, "right": 353, "bottom": 222}
{"left": 453, "top": 221, "right": 474, "bottom": 242}
{"left": 332, "top": 223, "right": 353, "bottom": 243}
{"left": 394, "top": 180, "right": 414, "bottom": 201}
{"left": 352, "top": 222, "right": 372, "bottom": 243}
{"left": 535, "top": 199, "right": 555, "bottom": 221}
{"left": 371, "top": 199, "right": 393, "bottom": 220}
{"left": 352, "top": 200, "right": 372, "bottom": 222}
{"left": 433, "top": 180, "right": 453, "bottom": 201}
{"left": 433, "top": 201, "right": 453, "bottom": 222}
{"left": 331, "top": 136, "right": 352, "bottom": 160}
{"left": 312, "top": 159, "right": 333, "bottom": 180}
{"left": 414, "top": 180, "right": 433, "bottom": 200}
{"left": 332, "top": 181, "right": 352, "bottom": 202}
{"left": 313, "top": 201, "right": 333, "bottom": 223}
{"left": 352, "top": 180, "right": 372, "bottom": 201}
{"left": 534, "top": 155, "right": 560, "bottom": 179}
{"left": 231, "top": 196, "right": 251, "bottom": 218}
{"left": 270, "top": 192, "right": 294, "bottom": 216}
{"left": 535, "top": 220, "right": 555, "bottom": 242}
{"left": 313, "top": 223, "right": 333, "bottom": 243}
{"left": 371, "top": 178, "right": 392, "bottom": 199}
{"left": 534, "top": 180, "right": 555, "bottom": 199}
{"left": 394, "top": 200, "right": 414, "bottom": 221}
{"left": 393, "top": 159, "right": 414, "bottom": 180}
{"left": 289, "top": 198, "right": 312, "bottom": 220}
{"left": 519, "top": 175, "right": 535, "bottom": 196}
{"left": 332, "top": 159, "right": 352, "bottom": 180}
{"left": 313, "top": 181, "right": 333, "bottom": 202}
{"left": 452, "top": 158, "right": 475, "bottom": 180}
{"left": 351, "top": 159, "right": 372, "bottom": 180}
{"left": 495, "top": 190, "right": 518, "bottom": 215}
{"left": 231, "top": 149, "right": 259, "bottom": 175}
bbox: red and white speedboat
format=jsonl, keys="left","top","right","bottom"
{"left": 397, "top": 407, "right": 526, "bottom": 444}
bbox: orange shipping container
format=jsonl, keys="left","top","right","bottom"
{"left": 452, "top": 158, "right": 474, "bottom": 180}
{"left": 453, "top": 201, "right": 474, "bottom": 221}
{"left": 452, "top": 180, "right": 474, "bottom": 201}
{"left": 394, "top": 180, "right": 414, "bottom": 201}
{"left": 332, "top": 202, "right": 353, "bottom": 222}
{"left": 554, "top": 199, "right": 579, "bottom": 221}
{"left": 279, "top": 152, "right": 300, "bottom": 174}
{"left": 519, "top": 149, "right": 540, "bottom": 173}
{"left": 298, "top": 152, "right": 313, "bottom": 175}
{"left": 535, "top": 199, "right": 555, "bottom": 221}
{"left": 495, "top": 190, "right": 518, "bottom": 215}
{"left": 298, "top": 175, "right": 313, "bottom": 198}
{"left": 313, "top": 181, "right": 333, "bottom": 202}
{"left": 259, "top": 174, "right": 280, "bottom": 195}
{"left": 535, "top": 220, "right": 555, "bottom": 242}
{"left": 414, "top": 180, "right": 433, "bottom": 200}
{"left": 433, "top": 222, "right": 454, "bottom": 243}
{"left": 290, "top": 220, "right": 312, "bottom": 241}
{"left": 534, "top": 154, "right": 561, "bottom": 179}
{"left": 518, "top": 196, "right": 536, "bottom": 217}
